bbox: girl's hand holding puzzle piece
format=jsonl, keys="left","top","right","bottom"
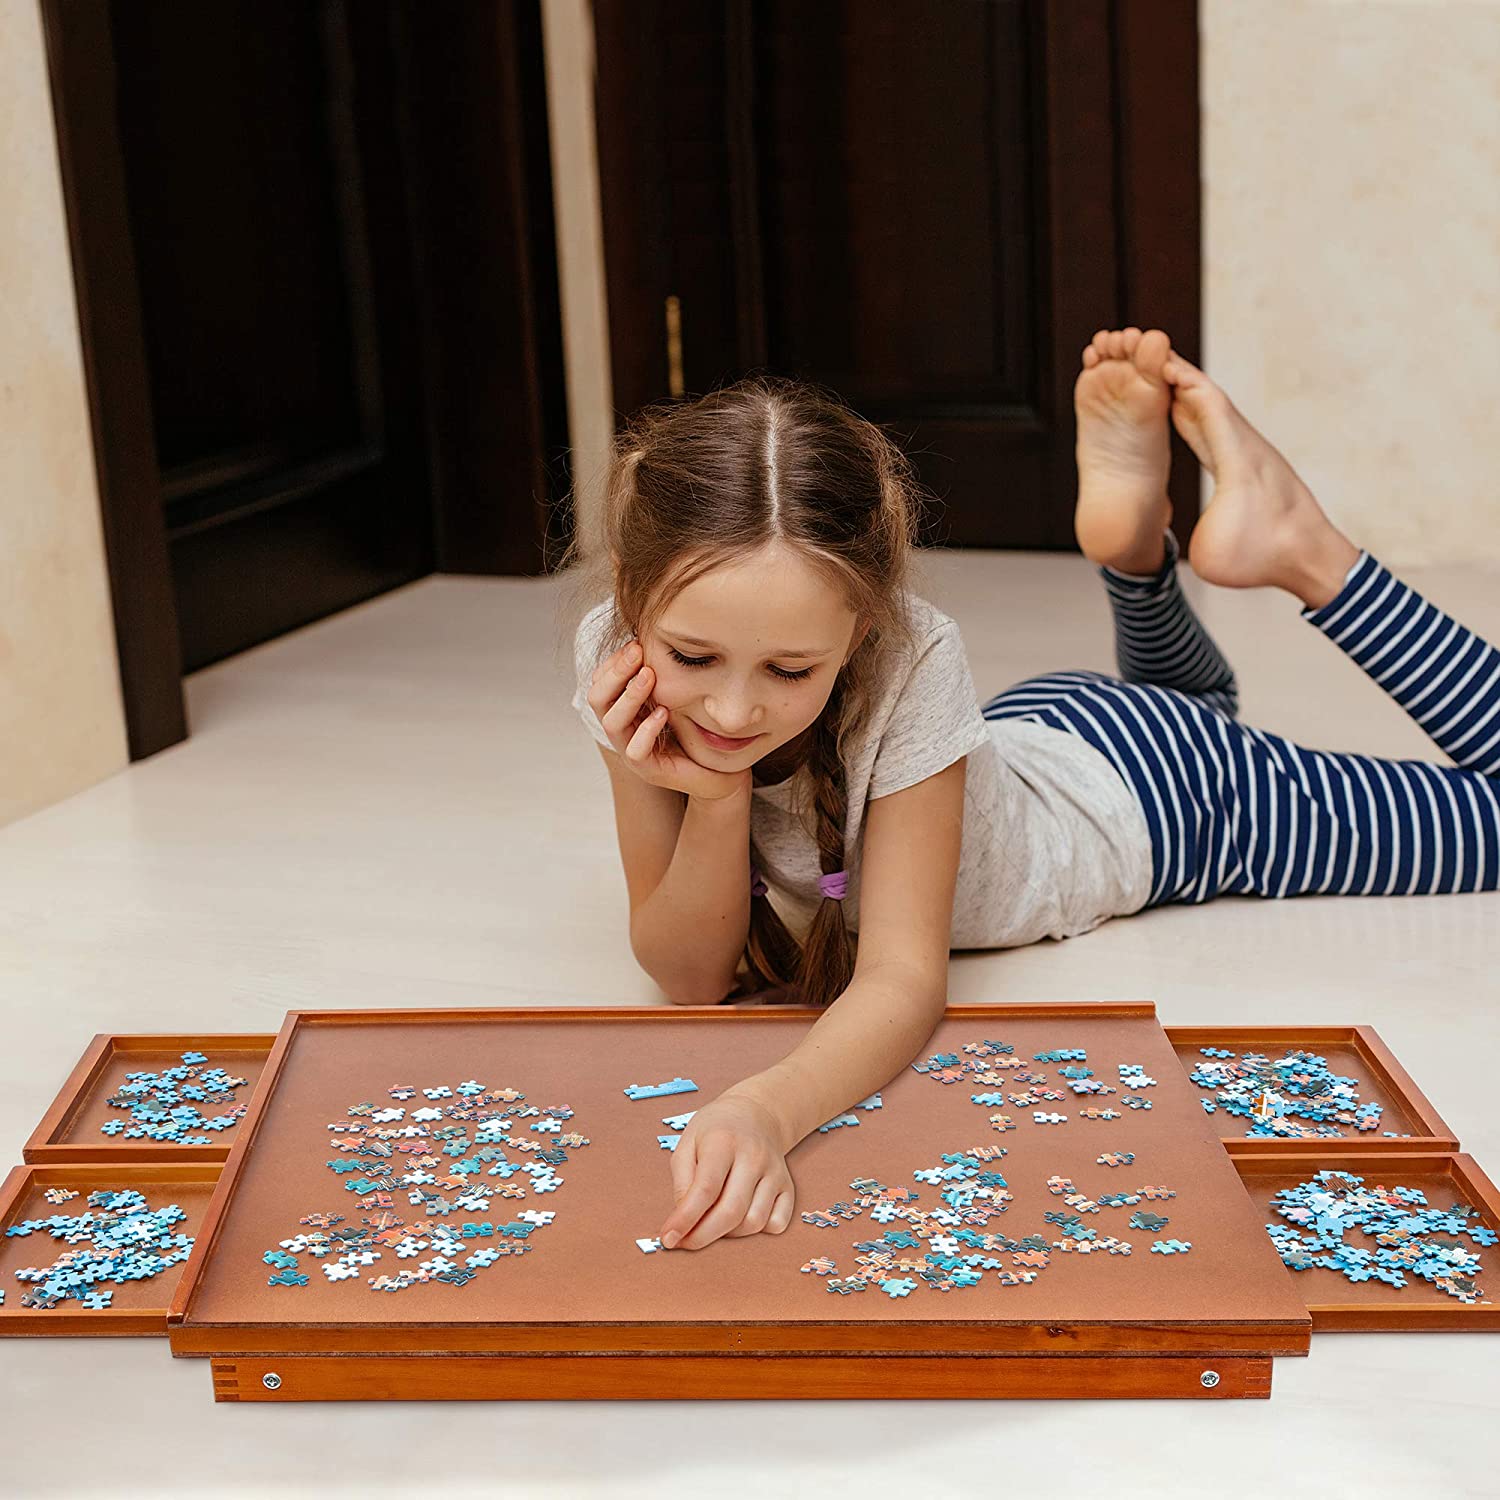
{"left": 656, "top": 1089, "right": 796, "bottom": 1250}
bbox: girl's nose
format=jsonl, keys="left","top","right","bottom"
{"left": 703, "top": 693, "right": 760, "bottom": 735}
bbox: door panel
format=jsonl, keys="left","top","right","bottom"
{"left": 109, "top": 0, "right": 431, "bottom": 672}
{"left": 594, "top": 0, "right": 1200, "bottom": 551}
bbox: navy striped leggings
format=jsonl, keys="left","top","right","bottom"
{"left": 981, "top": 530, "right": 1500, "bottom": 907}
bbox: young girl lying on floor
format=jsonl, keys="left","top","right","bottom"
{"left": 566, "top": 328, "right": 1500, "bottom": 1250}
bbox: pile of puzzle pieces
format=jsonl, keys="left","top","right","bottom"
{"left": 908, "top": 1041, "right": 1159, "bottom": 1133}
{"left": 258, "top": 1079, "right": 584, "bottom": 1293}
{"left": 5, "top": 1188, "right": 194, "bottom": 1309}
{"left": 1265, "top": 1169, "right": 1495, "bottom": 1304}
{"left": 1188, "top": 1047, "right": 1407, "bottom": 1140}
{"left": 789, "top": 1140, "right": 1189, "bottom": 1296}
{"left": 97, "top": 1050, "right": 250, "bottom": 1144}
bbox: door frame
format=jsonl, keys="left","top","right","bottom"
{"left": 41, "top": 0, "right": 185, "bottom": 760}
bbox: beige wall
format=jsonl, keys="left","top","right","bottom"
{"left": 0, "top": 0, "right": 129, "bottom": 828}
{"left": 540, "top": 0, "right": 615, "bottom": 559}
{"left": 1200, "top": 0, "right": 1500, "bottom": 563}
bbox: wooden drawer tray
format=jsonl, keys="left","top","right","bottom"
{"left": 25, "top": 1034, "right": 275, "bottom": 1164}
{"left": 1231, "top": 1150, "right": 1500, "bottom": 1331}
{"left": 167, "top": 1002, "right": 1310, "bottom": 1401}
{"left": 0, "top": 1162, "right": 222, "bottom": 1335}
{"left": 1164, "top": 1026, "right": 1457, "bottom": 1154}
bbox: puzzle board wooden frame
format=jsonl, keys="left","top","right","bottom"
{"left": 165, "top": 1002, "right": 1314, "bottom": 1401}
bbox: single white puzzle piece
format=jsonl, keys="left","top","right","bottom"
{"left": 636, "top": 1237, "right": 664, "bottom": 1253}
{"left": 657, "top": 1135, "right": 680, "bottom": 1151}
{"left": 661, "top": 1112, "right": 697, "bottom": 1130}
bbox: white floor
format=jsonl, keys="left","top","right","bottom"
{"left": 2, "top": 547, "right": 1498, "bottom": 1498}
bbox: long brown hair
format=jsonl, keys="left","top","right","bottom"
{"left": 558, "top": 374, "right": 931, "bottom": 1008}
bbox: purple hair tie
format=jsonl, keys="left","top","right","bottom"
{"left": 750, "top": 866, "right": 768, "bottom": 897}
{"left": 818, "top": 869, "right": 848, "bottom": 901}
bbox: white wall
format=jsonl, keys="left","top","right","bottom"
{"left": 0, "top": 0, "right": 129, "bottom": 828}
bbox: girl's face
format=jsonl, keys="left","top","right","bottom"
{"left": 642, "top": 544, "right": 868, "bottom": 767}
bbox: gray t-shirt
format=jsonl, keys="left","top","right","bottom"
{"left": 570, "top": 592, "right": 1153, "bottom": 949}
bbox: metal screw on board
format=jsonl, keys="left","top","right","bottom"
{"left": 1199, "top": 1370, "right": 1220, "bottom": 1388}
{"left": 262, "top": 1372, "right": 282, "bottom": 1390}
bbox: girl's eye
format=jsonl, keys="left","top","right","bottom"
{"left": 665, "top": 646, "right": 813, "bottom": 682}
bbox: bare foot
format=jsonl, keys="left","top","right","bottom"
{"left": 1163, "top": 353, "right": 1360, "bottom": 609}
{"left": 1073, "top": 327, "right": 1175, "bottom": 575}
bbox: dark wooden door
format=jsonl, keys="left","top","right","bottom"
{"left": 43, "top": 0, "right": 569, "bottom": 757}
{"left": 108, "top": 0, "right": 431, "bottom": 673}
{"left": 593, "top": 0, "right": 1200, "bottom": 550}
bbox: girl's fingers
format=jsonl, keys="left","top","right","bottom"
{"left": 766, "top": 1187, "right": 795, "bottom": 1234}
{"left": 659, "top": 1133, "right": 729, "bottom": 1248}
{"left": 598, "top": 666, "right": 653, "bottom": 734}
{"left": 725, "top": 1174, "right": 782, "bottom": 1237}
{"left": 624, "top": 703, "right": 668, "bottom": 759}
{"left": 673, "top": 1154, "right": 763, "bottom": 1250}
{"left": 588, "top": 644, "right": 640, "bottom": 707}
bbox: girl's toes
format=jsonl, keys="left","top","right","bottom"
{"left": 1121, "top": 327, "right": 1143, "bottom": 353}
{"left": 1164, "top": 351, "right": 1207, "bottom": 385}
{"left": 1081, "top": 344, "right": 1101, "bottom": 368}
{"left": 1132, "top": 329, "right": 1172, "bottom": 383}
{"left": 1091, "top": 329, "right": 1113, "bottom": 358}
{"left": 1107, "top": 330, "right": 1127, "bottom": 358}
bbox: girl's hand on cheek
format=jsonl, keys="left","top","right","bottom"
{"left": 587, "top": 640, "right": 753, "bottom": 803}
{"left": 657, "top": 1093, "right": 796, "bottom": 1251}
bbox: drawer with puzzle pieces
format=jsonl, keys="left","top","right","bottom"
{"left": 0, "top": 1162, "right": 221, "bottom": 1333}
{"left": 24, "top": 1033, "right": 276, "bottom": 1164}
{"left": 1230, "top": 1150, "right": 1500, "bottom": 1330}
{"left": 1164, "top": 1025, "right": 1458, "bottom": 1154}
{"left": 161, "top": 1002, "right": 1317, "bottom": 1402}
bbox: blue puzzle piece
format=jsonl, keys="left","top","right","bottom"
{"left": 623, "top": 1078, "right": 699, "bottom": 1101}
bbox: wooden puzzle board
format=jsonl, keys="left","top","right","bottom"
{"left": 173, "top": 1004, "right": 1309, "bottom": 1358}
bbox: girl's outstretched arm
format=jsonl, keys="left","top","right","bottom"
{"left": 658, "top": 754, "right": 968, "bottom": 1249}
